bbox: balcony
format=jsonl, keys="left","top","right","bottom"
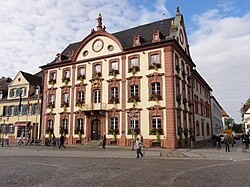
{"left": 80, "top": 103, "right": 107, "bottom": 111}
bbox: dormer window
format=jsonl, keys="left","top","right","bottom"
{"left": 0, "top": 91, "right": 2, "bottom": 99}
{"left": 133, "top": 35, "right": 141, "bottom": 46}
{"left": 35, "top": 87, "right": 40, "bottom": 95}
{"left": 152, "top": 31, "right": 160, "bottom": 43}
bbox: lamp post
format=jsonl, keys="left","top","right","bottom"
{"left": 1, "top": 119, "right": 5, "bottom": 147}
{"left": 126, "top": 109, "right": 139, "bottom": 151}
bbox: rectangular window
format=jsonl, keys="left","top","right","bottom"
{"left": 110, "top": 117, "right": 118, "bottom": 130}
{"left": 152, "top": 117, "right": 161, "bottom": 129}
{"left": 111, "top": 87, "right": 118, "bottom": 98}
{"left": 206, "top": 124, "right": 210, "bottom": 136}
{"left": 76, "top": 119, "right": 84, "bottom": 130}
{"left": 94, "top": 64, "right": 101, "bottom": 73}
{"left": 78, "top": 91, "right": 84, "bottom": 103}
{"left": 10, "top": 106, "right": 14, "bottom": 116}
{"left": 48, "top": 120, "right": 53, "bottom": 129}
{"left": 49, "top": 95, "right": 55, "bottom": 104}
{"left": 130, "top": 119, "right": 139, "bottom": 129}
{"left": 0, "top": 92, "right": 2, "bottom": 99}
{"left": 51, "top": 72, "right": 56, "bottom": 80}
{"left": 63, "top": 70, "right": 69, "bottom": 78}
{"left": 79, "top": 67, "right": 85, "bottom": 76}
{"left": 150, "top": 54, "right": 160, "bottom": 65}
{"left": 111, "top": 61, "right": 118, "bottom": 70}
{"left": 151, "top": 82, "right": 160, "bottom": 95}
{"left": 62, "top": 93, "right": 69, "bottom": 103}
{"left": 62, "top": 119, "right": 68, "bottom": 129}
{"left": 94, "top": 90, "right": 101, "bottom": 103}
{"left": 130, "top": 85, "right": 138, "bottom": 96}
{"left": 153, "top": 34, "right": 159, "bottom": 41}
{"left": 130, "top": 58, "right": 138, "bottom": 67}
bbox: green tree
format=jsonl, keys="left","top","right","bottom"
{"left": 232, "top": 123, "right": 244, "bottom": 133}
{"left": 225, "top": 117, "right": 236, "bottom": 129}
{"left": 240, "top": 98, "right": 250, "bottom": 118}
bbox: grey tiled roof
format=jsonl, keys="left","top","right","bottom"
{"left": 20, "top": 71, "right": 42, "bottom": 86}
{"left": 113, "top": 18, "right": 172, "bottom": 49}
{"left": 43, "top": 17, "right": 173, "bottom": 67}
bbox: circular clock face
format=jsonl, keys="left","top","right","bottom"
{"left": 93, "top": 40, "right": 103, "bottom": 52}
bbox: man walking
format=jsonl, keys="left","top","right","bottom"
{"left": 135, "top": 137, "right": 143, "bottom": 158}
{"left": 224, "top": 136, "right": 230, "bottom": 152}
{"left": 59, "top": 134, "right": 65, "bottom": 149}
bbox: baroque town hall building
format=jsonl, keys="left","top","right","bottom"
{"left": 40, "top": 8, "right": 211, "bottom": 148}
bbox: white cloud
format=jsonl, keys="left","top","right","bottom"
{"left": 0, "top": 0, "right": 170, "bottom": 78}
{"left": 190, "top": 9, "right": 250, "bottom": 122}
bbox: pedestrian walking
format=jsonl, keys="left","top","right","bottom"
{"left": 216, "top": 135, "right": 221, "bottom": 149}
{"left": 246, "top": 135, "right": 250, "bottom": 149}
{"left": 51, "top": 133, "right": 56, "bottom": 148}
{"left": 135, "top": 137, "right": 143, "bottom": 158}
{"left": 224, "top": 136, "right": 230, "bottom": 152}
{"left": 59, "top": 134, "right": 65, "bottom": 149}
{"left": 102, "top": 132, "right": 106, "bottom": 149}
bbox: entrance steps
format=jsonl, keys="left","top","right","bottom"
{"left": 82, "top": 140, "right": 102, "bottom": 148}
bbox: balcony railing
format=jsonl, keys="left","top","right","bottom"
{"left": 80, "top": 103, "right": 107, "bottom": 110}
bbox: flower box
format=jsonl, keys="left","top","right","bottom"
{"left": 128, "top": 66, "right": 139, "bottom": 75}
{"left": 109, "top": 69, "right": 119, "bottom": 77}
{"left": 60, "top": 128, "right": 68, "bottom": 134}
{"left": 108, "top": 128, "right": 119, "bottom": 135}
{"left": 109, "top": 97, "right": 119, "bottom": 104}
{"left": 74, "top": 128, "right": 84, "bottom": 134}
{"left": 77, "top": 74, "right": 86, "bottom": 81}
{"left": 149, "top": 94, "right": 162, "bottom": 101}
{"left": 62, "top": 77, "right": 70, "bottom": 85}
{"left": 127, "top": 128, "right": 140, "bottom": 135}
{"left": 45, "top": 128, "right": 54, "bottom": 134}
{"left": 128, "top": 95, "right": 140, "bottom": 103}
{"left": 149, "top": 62, "right": 161, "bottom": 70}
{"left": 48, "top": 79, "right": 56, "bottom": 85}
{"left": 149, "top": 128, "right": 163, "bottom": 135}
{"left": 93, "top": 72, "right": 102, "bottom": 78}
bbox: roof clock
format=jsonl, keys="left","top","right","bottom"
{"left": 93, "top": 39, "right": 104, "bottom": 52}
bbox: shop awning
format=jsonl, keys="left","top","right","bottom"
{"left": 14, "top": 121, "right": 30, "bottom": 126}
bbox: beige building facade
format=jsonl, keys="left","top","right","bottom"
{"left": 0, "top": 71, "right": 42, "bottom": 143}
{"left": 41, "top": 9, "right": 197, "bottom": 148}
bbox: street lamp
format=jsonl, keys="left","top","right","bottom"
{"left": 1, "top": 120, "right": 5, "bottom": 147}
{"left": 126, "top": 109, "right": 139, "bottom": 151}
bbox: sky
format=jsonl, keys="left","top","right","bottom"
{"left": 0, "top": 0, "right": 250, "bottom": 123}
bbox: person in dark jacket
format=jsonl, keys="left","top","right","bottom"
{"left": 59, "top": 134, "right": 65, "bottom": 149}
{"left": 224, "top": 136, "right": 230, "bottom": 152}
{"left": 217, "top": 135, "right": 221, "bottom": 149}
{"left": 102, "top": 133, "right": 107, "bottom": 149}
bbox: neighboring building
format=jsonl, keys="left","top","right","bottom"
{"left": 0, "top": 77, "right": 12, "bottom": 133}
{"left": 221, "top": 108, "right": 229, "bottom": 130}
{"left": 0, "top": 71, "right": 42, "bottom": 143}
{"left": 242, "top": 104, "right": 250, "bottom": 133}
{"left": 192, "top": 70, "right": 212, "bottom": 144}
{"left": 0, "top": 77, "right": 12, "bottom": 100}
{"left": 210, "top": 95, "right": 223, "bottom": 135}
{"left": 39, "top": 8, "right": 212, "bottom": 148}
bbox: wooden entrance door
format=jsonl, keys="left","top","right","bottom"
{"left": 91, "top": 119, "right": 101, "bottom": 140}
